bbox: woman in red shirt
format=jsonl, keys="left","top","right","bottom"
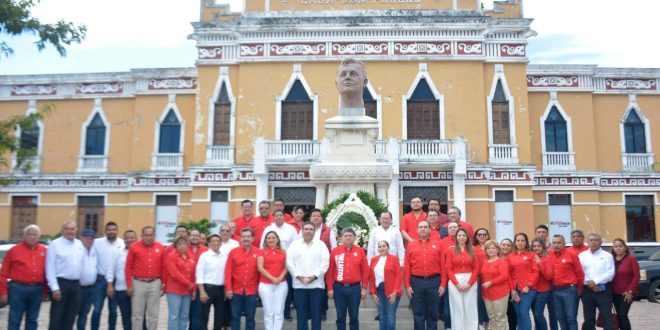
{"left": 166, "top": 236, "right": 197, "bottom": 330}
{"left": 531, "top": 238, "right": 554, "bottom": 330}
{"left": 257, "top": 231, "right": 288, "bottom": 330}
{"left": 480, "top": 240, "right": 510, "bottom": 330}
{"left": 500, "top": 238, "right": 517, "bottom": 330}
{"left": 444, "top": 228, "right": 479, "bottom": 330}
{"left": 611, "top": 238, "right": 640, "bottom": 330}
{"left": 369, "top": 240, "right": 402, "bottom": 330}
{"left": 509, "top": 233, "right": 539, "bottom": 330}
{"left": 473, "top": 228, "right": 490, "bottom": 329}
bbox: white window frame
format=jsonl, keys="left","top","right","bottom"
{"left": 539, "top": 92, "right": 575, "bottom": 171}
{"left": 154, "top": 94, "right": 185, "bottom": 154}
{"left": 207, "top": 66, "right": 236, "bottom": 146}
{"left": 275, "top": 64, "right": 318, "bottom": 141}
{"left": 13, "top": 100, "right": 44, "bottom": 172}
{"left": 401, "top": 63, "right": 445, "bottom": 140}
{"left": 486, "top": 64, "right": 516, "bottom": 146}
{"left": 619, "top": 94, "right": 652, "bottom": 154}
{"left": 78, "top": 98, "right": 110, "bottom": 172}
{"left": 363, "top": 81, "right": 383, "bottom": 140}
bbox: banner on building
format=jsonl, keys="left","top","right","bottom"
{"left": 155, "top": 205, "right": 178, "bottom": 243}
{"left": 495, "top": 202, "right": 515, "bottom": 242}
{"left": 549, "top": 205, "right": 572, "bottom": 241}
{"left": 210, "top": 201, "right": 229, "bottom": 234}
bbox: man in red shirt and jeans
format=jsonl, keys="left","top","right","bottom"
{"left": 549, "top": 234, "right": 584, "bottom": 330}
{"left": 0, "top": 224, "right": 46, "bottom": 330}
{"left": 225, "top": 228, "right": 261, "bottom": 330}
{"left": 326, "top": 228, "right": 369, "bottom": 330}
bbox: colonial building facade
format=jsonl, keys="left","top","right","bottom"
{"left": 1, "top": 0, "right": 658, "bottom": 243}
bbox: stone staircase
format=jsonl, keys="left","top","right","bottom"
{"left": 250, "top": 294, "right": 448, "bottom": 330}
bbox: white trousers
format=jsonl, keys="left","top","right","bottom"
{"left": 448, "top": 272, "right": 479, "bottom": 330}
{"left": 258, "top": 281, "right": 288, "bottom": 330}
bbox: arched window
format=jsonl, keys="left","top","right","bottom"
{"left": 85, "top": 113, "right": 106, "bottom": 155}
{"left": 363, "top": 87, "right": 377, "bottom": 119}
{"left": 213, "top": 82, "right": 231, "bottom": 145}
{"left": 491, "top": 79, "right": 510, "bottom": 144}
{"left": 159, "top": 109, "right": 181, "bottom": 153}
{"left": 624, "top": 110, "right": 646, "bottom": 153}
{"left": 407, "top": 78, "right": 439, "bottom": 139}
{"left": 544, "top": 106, "right": 568, "bottom": 152}
{"left": 281, "top": 80, "right": 313, "bottom": 140}
{"left": 20, "top": 121, "right": 40, "bottom": 151}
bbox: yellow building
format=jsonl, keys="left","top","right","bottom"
{"left": 0, "top": 0, "right": 658, "bottom": 243}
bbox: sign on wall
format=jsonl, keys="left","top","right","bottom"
{"left": 549, "top": 205, "right": 572, "bottom": 241}
{"left": 155, "top": 195, "right": 178, "bottom": 244}
{"left": 210, "top": 191, "right": 229, "bottom": 234}
{"left": 495, "top": 191, "right": 514, "bottom": 242}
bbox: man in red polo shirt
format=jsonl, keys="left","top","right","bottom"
{"left": 404, "top": 220, "right": 444, "bottom": 330}
{"left": 428, "top": 198, "right": 450, "bottom": 226}
{"left": 549, "top": 234, "right": 584, "bottom": 330}
{"left": 0, "top": 224, "right": 47, "bottom": 330}
{"left": 225, "top": 227, "right": 261, "bottom": 330}
{"left": 400, "top": 196, "right": 426, "bottom": 244}
{"left": 426, "top": 209, "right": 443, "bottom": 241}
{"left": 248, "top": 200, "right": 274, "bottom": 248}
{"left": 232, "top": 200, "right": 254, "bottom": 241}
{"left": 125, "top": 226, "right": 165, "bottom": 330}
{"left": 272, "top": 198, "right": 293, "bottom": 223}
{"left": 443, "top": 206, "right": 474, "bottom": 239}
{"left": 568, "top": 230, "right": 589, "bottom": 256}
{"left": 326, "top": 228, "right": 369, "bottom": 330}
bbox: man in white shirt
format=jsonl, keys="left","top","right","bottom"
{"left": 91, "top": 221, "right": 125, "bottom": 330}
{"left": 286, "top": 222, "right": 330, "bottom": 330}
{"left": 260, "top": 209, "right": 298, "bottom": 249}
{"left": 579, "top": 233, "right": 615, "bottom": 330}
{"left": 77, "top": 229, "right": 100, "bottom": 330}
{"left": 197, "top": 231, "right": 235, "bottom": 330}
{"left": 107, "top": 229, "right": 137, "bottom": 330}
{"left": 46, "top": 220, "right": 84, "bottom": 330}
{"left": 367, "top": 211, "right": 405, "bottom": 266}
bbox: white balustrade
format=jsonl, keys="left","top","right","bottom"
{"left": 374, "top": 140, "right": 388, "bottom": 161}
{"left": 78, "top": 155, "right": 108, "bottom": 172}
{"left": 622, "top": 153, "right": 654, "bottom": 171}
{"left": 489, "top": 144, "right": 518, "bottom": 164}
{"left": 400, "top": 140, "right": 455, "bottom": 162}
{"left": 206, "top": 145, "right": 234, "bottom": 165}
{"left": 265, "top": 140, "right": 320, "bottom": 162}
{"left": 13, "top": 156, "right": 41, "bottom": 173}
{"left": 542, "top": 152, "right": 575, "bottom": 171}
{"left": 151, "top": 153, "right": 183, "bottom": 171}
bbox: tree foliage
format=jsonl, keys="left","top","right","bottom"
{"left": 166, "top": 218, "right": 218, "bottom": 243}
{"left": 0, "top": 0, "right": 87, "bottom": 58}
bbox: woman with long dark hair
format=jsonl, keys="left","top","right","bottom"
{"left": 531, "top": 238, "right": 553, "bottom": 330}
{"left": 257, "top": 231, "right": 288, "bottom": 330}
{"left": 509, "top": 233, "right": 539, "bottom": 330}
{"left": 611, "top": 238, "right": 640, "bottom": 330}
{"left": 473, "top": 228, "right": 490, "bottom": 329}
{"left": 444, "top": 228, "right": 479, "bottom": 329}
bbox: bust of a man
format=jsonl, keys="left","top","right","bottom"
{"left": 335, "top": 58, "right": 368, "bottom": 109}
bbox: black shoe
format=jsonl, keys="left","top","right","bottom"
{"left": 285, "top": 315, "right": 293, "bottom": 321}
{"left": 321, "top": 314, "right": 327, "bottom": 321}
{"left": 375, "top": 315, "right": 379, "bottom": 321}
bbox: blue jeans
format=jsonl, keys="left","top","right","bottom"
{"left": 77, "top": 284, "right": 98, "bottom": 330}
{"left": 377, "top": 283, "right": 400, "bottom": 330}
{"left": 477, "top": 282, "right": 489, "bottom": 324}
{"left": 230, "top": 293, "right": 257, "bottom": 330}
{"left": 284, "top": 273, "right": 294, "bottom": 318}
{"left": 333, "top": 283, "right": 361, "bottom": 330}
{"left": 91, "top": 277, "right": 115, "bottom": 330}
{"left": 7, "top": 282, "right": 42, "bottom": 330}
{"left": 533, "top": 291, "right": 551, "bottom": 330}
{"left": 410, "top": 275, "right": 440, "bottom": 330}
{"left": 512, "top": 288, "right": 536, "bottom": 330}
{"left": 442, "top": 288, "right": 451, "bottom": 329}
{"left": 553, "top": 286, "right": 578, "bottom": 330}
{"left": 111, "top": 290, "right": 132, "bottom": 330}
{"left": 188, "top": 288, "right": 201, "bottom": 330}
{"left": 294, "top": 288, "right": 324, "bottom": 330}
{"left": 547, "top": 289, "right": 558, "bottom": 330}
{"left": 167, "top": 293, "right": 192, "bottom": 330}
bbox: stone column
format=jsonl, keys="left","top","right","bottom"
{"left": 386, "top": 137, "right": 401, "bottom": 226}
{"left": 255, "top": 174, "right": 269, "bottom": 203}
{"left": 315, "top": 183, "right": 327, "bottom": 208}
{"left": 375, "top": 183, "right": 387, "bottom": 202}
{"left": 253, "top": 137, "right": 268, "bottom": 203}
{"left": 453, "top": 136, "right": 467, "bottom": 219}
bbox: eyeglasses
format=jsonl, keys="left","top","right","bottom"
{"left": 477, "top": 233, "right": 489, "bottom": 237}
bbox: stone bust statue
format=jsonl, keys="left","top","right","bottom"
{"left": 335, "top": 58, "right": 368, "bottom": 109}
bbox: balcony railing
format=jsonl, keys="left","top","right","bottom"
{"left": 489, "top": 144, "right": 519, "bottom": 165}
{"left": 206, "top": 145, "right": 234, "bottom": 165}
{"left": 622, "top": 153, "right": 654, "bottom": 172}
{"left": 400, "top": 140, "right": 455, "bottom": 162}
{"left": 78, "top": 155, "right": 108, "bottom": 172}
{"left": 265, "top": 140, "right": 321, "bottom": 163}
{"left": 151, "top": 153, "right": 183, "bottom": 171}
{"left": 13, "top": 156, "right": 40, "bottom": 173}
{"left": 542, "top": 152, "right": 575, "bottom": 171}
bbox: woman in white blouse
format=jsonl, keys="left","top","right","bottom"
{"left": 369, "top": 240, "right": 403, "bottom": 330}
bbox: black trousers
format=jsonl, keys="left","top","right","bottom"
{"left": 410, "top": 275, "right": 440, "bottom": 330}
{"left": 201, "top": 284, "right": 230, "bottom": 330}
{"left": 612, "top": 293, "right": 632, "bottom": 330}
{"left": 582, "top": 285, "right": 613, "bottom": 330}
{"left": 49, "top": 278, "right": 82, "bottom": 330}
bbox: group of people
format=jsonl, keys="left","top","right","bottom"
{"left": 0, "top": 197, "right": 642, "bottom": 330}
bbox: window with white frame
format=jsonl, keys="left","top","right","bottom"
{"left": 363, "top": 87, "right": 377, "bottom": 119}
{"left": 213, "top": 82, "right": 231, "bottom": 146}
{"left": 159, "top": 109, "right": 181, "bottom": 153}
{"left": 281, "top": 80, "right": 313, "bottom": 140}
{"left": 623, "top": 110, "right": 646, "bottom": 154}
{"left": 19, "top": 121, "right": 40, "bottom": 151}
{"left": 491, "top": 80, "right": 510, "bottom": 145}
{"left": 406, "top": 78, "right": 440, "bottom": 139}
{"left": 544, "top": 106, "right": 568, "bottom": 152}
{"left": 85, "top": 113, "right": 106, "bottom": 155}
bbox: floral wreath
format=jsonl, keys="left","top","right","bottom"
{"left": 322, "top": 191, "right": 388, "bottom": 248}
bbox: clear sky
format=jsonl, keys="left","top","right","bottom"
{"left": 1, "top": 0, "right": 659, "bottom": 75}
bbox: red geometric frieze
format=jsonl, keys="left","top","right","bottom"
{"left": 76, "top": 82, "right": 123, "bottom": 94}
{"left": 240, "top": 44, "right": 265, "bottom": 57}
{"left": 11, "top": 84, "right": 57, "bottom": 96}
{"left": 527, "top": 76, "right": 579, "bottom": 88}
{"left": 198, "top": 46, "right": 223, "bottom": 59}
{"left": 605, "top": 78, "right": 656, "bottom": 90}
{"left": 399, "top": 171, "right": 453, "bottom": 181}
{"left": 456, "top": 42, "right": 482, "bottom": 55}
{"left": 331, "top": 42, "right": 388, "bottom": 56}
{"left": 194, "top": 171, "right": 254, "bottom": 182}
{"left": 534, "top": 176, "right": 598, "bottom": 187}
{"left": 489, "top": 171, "right": 532, "bottom": 181}
{"left": 270, "top": 43, "right": 326, "bottom": 57}
{"left": 268, "top": 171, "right": 310, "bottom": 181}
{"left": 393, "top": 42, "right": 451, "bottom": 56}
{"left": 600, "top": 177, "right": 660, "bottom": 187}
{"left": 133, "top": 177, "right": 190, "bottom": 186}
{"left": 148, "top": 78, "right": 197, "bottom": 90}
{"left": 500, "top": 44, "right": 526, "bottom": 57}
{"left": 13, "top": 178, "right": 128, "bottom": 188}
